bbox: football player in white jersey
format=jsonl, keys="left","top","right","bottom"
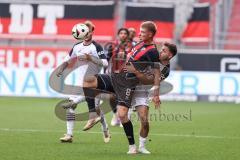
{"left": 56, "top": 21, "right": 110, "bottom": 143}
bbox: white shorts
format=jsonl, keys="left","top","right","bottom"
{"left": 131, "top": 85, "right": 150, "bottom": 108}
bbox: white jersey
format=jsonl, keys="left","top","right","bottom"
{"left": 64, "top": 41, "right": 107, "bottom": 87}
{"left": 64, "top": 41, "right": 106, "bottom": 62}
{"left": 64, "top": 41, "right": 107, "bottom": 73}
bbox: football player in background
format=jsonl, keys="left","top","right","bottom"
{"left": 128, "top": 27, "right": 137, "bottom": 46}
{"left": 105, "top": 28, "right": 133, "bottom": 127}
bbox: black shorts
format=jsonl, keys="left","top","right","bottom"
{"left": 95, "top": 74, "right": 115, "bottom": 93}
{"left": 111, "top": 72, "right": 139, "bottom": 108}
{"left": 95, "top": 73, "right": 139, "bottom": 108}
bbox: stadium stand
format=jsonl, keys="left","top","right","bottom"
{"left": 199, "top": 0, "right": 217, "bottom": 4}
{"left": 0, "top": 0, "right": 238, "bottom": 50}
{"left": 224, "top": 0, "right": 240, "bottom": 50}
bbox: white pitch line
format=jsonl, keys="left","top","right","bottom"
{"left": 0, "top": 128, "right": 240, "bottom": 140}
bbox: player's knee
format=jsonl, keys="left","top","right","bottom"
{"left": 84, "top": 75, "right": 95, "bottom": 82}
{"left": 83, "top": 81, "right": 91, "bottom": 88}
{"left": 118, "top": 112, "right": 128, "bottom": 122}
{"left": 137, "top": 106, "right": 149, "bottom": 120}
{"left": 117, "top": 107, "right": 129, "bottom": 122}
{"left": 71, "top": 103, "right": 77, "bottom": 110}
{"left": 83, "top": 77, "right": 97, "bottom": 88}
{"left": 66, "top": 107, "right": 76, "bottom": 114}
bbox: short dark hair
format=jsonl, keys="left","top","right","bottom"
{"left": 163, "top": 42, "right": 177, "bottom": 57}
{"left": 141, "top": 21, "right": 157, "bottom": 37}
{"left": 117, "top": 28, "right": 129, "bottom": 36}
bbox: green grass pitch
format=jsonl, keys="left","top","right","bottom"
{"left": 0, "top": 97, "right": 239, "bottom": 160}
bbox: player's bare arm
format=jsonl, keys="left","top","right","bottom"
{"left": 152, "top": 68, "right": 161, "bottom": 109}
{"left": 84, "top": 53, "right": 108, "bottom": 67}
{"left": 124, "top": 62, "right": 155, "bottom": 84}
{"left": 56, "top": 61, "right": 68, "bottom": 77}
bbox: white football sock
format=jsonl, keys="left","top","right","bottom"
{"left": 139, "top": 136, "right": 147, "bottom": 148}
{"left": 66, "top": 108, "right": 75, "bottom": 136}
{"left": 100, "top": 111, "right": 108, "bottom": 131}
{"left": 67, "top": 121, "right": 74, "bottom": 136}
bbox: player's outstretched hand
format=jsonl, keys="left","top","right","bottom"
{"left": 152, "top": 95, "right": 161, "bottom": 109}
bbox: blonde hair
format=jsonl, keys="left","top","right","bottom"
{"left": 141, "top": 21, "right": 157, "bottom": 36}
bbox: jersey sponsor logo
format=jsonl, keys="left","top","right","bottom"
{"left": 97, "top": 51, "right": 105, "bottom": 56}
